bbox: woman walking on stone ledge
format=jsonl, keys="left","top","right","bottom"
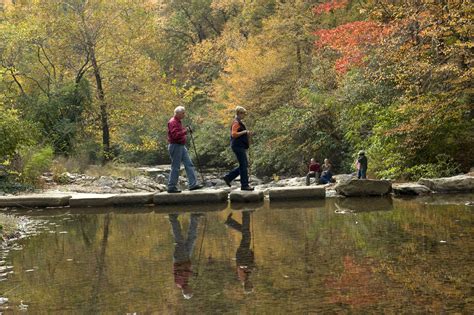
{"left": 222, "top": 106, "right": 254, "bottom": 191}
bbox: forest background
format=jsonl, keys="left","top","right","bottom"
{"left": 0, "top": 0, "right": 472, "bottom": 189}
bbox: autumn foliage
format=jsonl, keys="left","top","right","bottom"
{"left": 314, "top": 21, "right": 392, "bottom": 73}
{"left": 313, "top": 0, "right": 348, "bottom": 15}
{"left": 0, "top": 0, "right": 472, "bottom": 184}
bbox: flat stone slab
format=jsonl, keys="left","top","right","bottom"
{"left": 335, "top": 179, "right": 392, "bottom": 196}
{"left": 153, "top": 189, "right": 228, "bottom": 205}
{"left": 418, "top": 175, "right": 474, "bottom": 192}
{"left": 69, "top": 193, "right": 116, "bottom": 208}
{"left": 229, "top": 190, "right": 264, "bottom": 203}
{"left": 268, "top": 186, "right": 325, "bottom": 201}
{"left": 111, "top": 193, "right": 154, "bottom": 206}
{"left": 0, "top": 194, "right": 71, "bottom": 208}
{"left": 392, "top": 183, "right": 431, "bottom": 196}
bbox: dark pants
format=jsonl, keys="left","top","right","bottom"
{"left": 306, "top": 172, "right": 320, "bottom": 185}
{"left": 224, "top": 146, "right": 249, "bottom": 188}
{"left": 358, "top": 168, "right": 367, "bottom": 179}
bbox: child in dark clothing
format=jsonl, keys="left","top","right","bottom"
{"left": 357, "top": 150, "right": 368, "bottom": 179}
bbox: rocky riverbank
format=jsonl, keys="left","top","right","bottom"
{"left": 1, "top": 165, "right": 473, "bottom": 198}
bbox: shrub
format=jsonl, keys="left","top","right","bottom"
{"left": 403, "top": 154, "right": 460, "bottom": 181}
{"left": 20, "top": 146, "right": 54, "bottom": 186}
{"left": 0, "top": 108, "right": 36, "bottom": 162}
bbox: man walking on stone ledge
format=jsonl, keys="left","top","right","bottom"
{"left": 167, "top": 106, "right": 203, "bottom": 193}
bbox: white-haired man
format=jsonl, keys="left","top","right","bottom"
{"left": 167, "top": 106, "right": 203, "bottom": 193}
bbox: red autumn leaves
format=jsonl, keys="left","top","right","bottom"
{"left": 313, "top": 1, "right": 392, "bottom": 73}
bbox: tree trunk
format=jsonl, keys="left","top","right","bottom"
{"left": 89, "top": 46, "right": 111, "bottom": 162}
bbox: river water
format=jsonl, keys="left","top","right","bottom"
{"left": 0, "top": 194, "right": 472, "bottom": 313}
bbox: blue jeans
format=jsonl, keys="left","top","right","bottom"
{"left": 319, "top": 171, "right": 333, "bottom": 184}
{"left": 358, "top": 168, "right": 367, "bottom": 179}
{"left": 225, "top": 146, "right": 249, "bottom": 188}
{"left": 169, "top": 214, "right": 200, "bottom": 263}
{"left": 168, "top": 144, "right": 197, "bottom": 190}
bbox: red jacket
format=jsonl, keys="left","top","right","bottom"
{"left": 168, "top": 116, "right": 187, "bottom": 144}
{"left": 309, "top": 162, "right": 321, "bottom": 173}
{"left": 173, "top": 261, "right": 192, "bottom": 289}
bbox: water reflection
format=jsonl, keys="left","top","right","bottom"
{"left": 335, "top": 196, "right": 393, "bottom": 213}
{"left": 0, "top": 196, "right": 472, "bottom": 313}
{"left": 225, "top": 211, "right": 255, "bottom": 294}
{"left": 169, "top": 213, "right": 203, "bottom": 299}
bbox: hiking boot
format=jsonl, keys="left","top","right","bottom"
{"left": 167, "top": 188, "right": 181, "bottom": 193}
{"left": 222, "top": 176, "right": 232, "bottom": 187}
{"left": 189, "top": 184, "right": 204, "bottom": 191}
{"left": 241, "top": 186, "right": 255, "bottom": 191}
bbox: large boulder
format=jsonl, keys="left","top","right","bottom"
{"left": 392, "top": 183, "right": 432, "bottom": 196}
{"left": 335, "top": 179, "right": 392, "bottom": 197}
{"left": 418, "top": 175, "right": 474, "bottom": 193}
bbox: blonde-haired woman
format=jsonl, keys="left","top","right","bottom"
{"left": 222, "top": 106, "right": 254, "bottom": 191}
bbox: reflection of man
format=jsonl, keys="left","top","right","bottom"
{"left": 169, "top": 213, "right": 201, "bottom": 299}
{"left": 225, "top": 211, "right": 255, "bottom": 293}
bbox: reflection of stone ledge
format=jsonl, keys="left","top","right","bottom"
{"left": 335, "top": 196, "right": 393, "bottom": 212}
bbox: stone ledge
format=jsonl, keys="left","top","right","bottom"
{"left": 0, "top": 195, "right": 71, "bottom": 208}
{"left": 392, "top": 183, "right": 431, "bottom": 196}
{"left": 229, "top": 190, "right": 264, "bottom": 203}
{"left": 69, "top": 194, "right": 116, "bottom": 208}
{"left": 268, "top": 186, "right": 325, "bottom": 201}
{"left": 153, "top": 189, "right": 228, "bottom": 205}
{"left": 418, "top": 175, "right": 473, "bottom": 192}
{"left": 111, "top": 193, "right": 154, "bottom": 206}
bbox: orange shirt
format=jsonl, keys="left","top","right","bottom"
{"left": 231, "top": 121, "right": 241, "bottom": 139}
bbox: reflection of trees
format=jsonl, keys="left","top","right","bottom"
{"left": 325, "top": 256, "right": 385, "bottom": 308}
{"left": 77, "top": 214, "right": 99, "bottom": 248}
{"left": 88, "top": 213, "right": 111, "bottom": 313}
{"left": 1, "top": 200, "right": 471, "bottom": 313}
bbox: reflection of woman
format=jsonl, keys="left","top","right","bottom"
{"left": 169, "top": 213, "right": 201, "bottom": 299}
{"left": 225, "top": 211, "right": 255, "bottom": 293}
